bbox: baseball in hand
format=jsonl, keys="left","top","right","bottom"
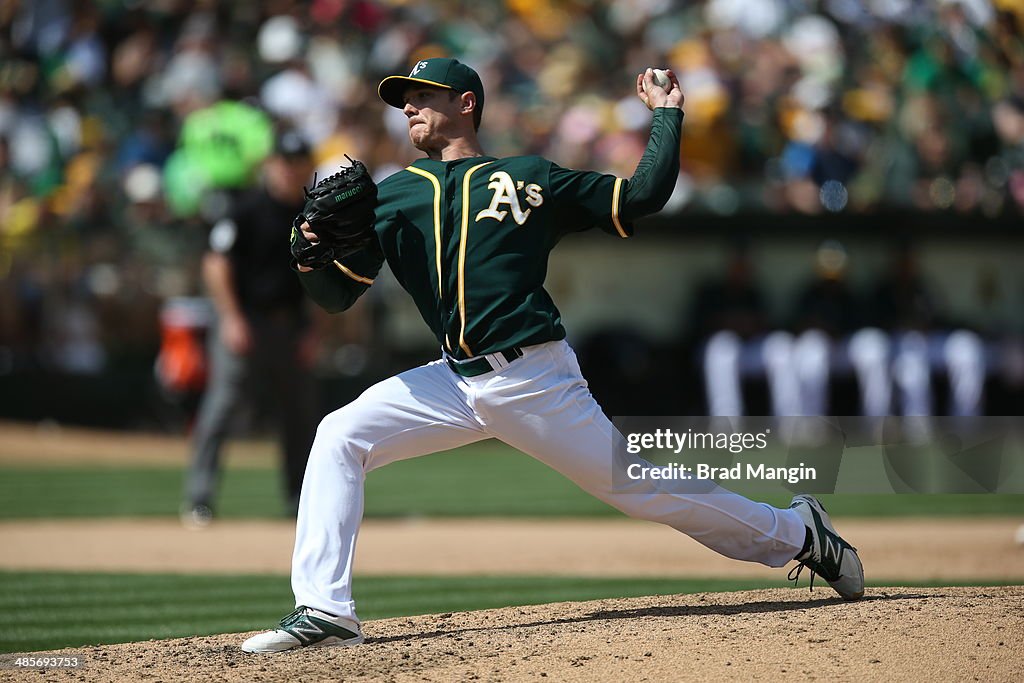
{"left": 646, "top": 68, "right": 671, "bottom": 91}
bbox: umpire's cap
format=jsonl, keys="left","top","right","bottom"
{"left": 273, "top": 129, "right": 312, "bottom": 158}
{"left": 378, "top": 57, "right": 484, "bottom": 125}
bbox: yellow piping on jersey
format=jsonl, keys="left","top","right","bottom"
{"left": 333, "top": 260, "right": 374, "bottom": 285}
{"left": 611, "top": 177, "right": 628, "bottom": 238}
{"left": 458, "top": 161, "right": 494, "bottom": 357}
{"left": 404, "top": 166, "right": 444, "bottom": 300}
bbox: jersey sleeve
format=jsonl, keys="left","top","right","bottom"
{"left": 294, "top": 246, "right": 384, "bottom": 314}
{"left": 548, "top": 163, "right": 632, "bottom": 239}
{"left": 207, "top": 195, "right": 251, "bottom": 259}
{"left": 619, "top": 107, "right": 683, "bottom": 221}
{"left": 547, "top": 108, "right": 684, "bottom": 240}
{"left": 208, "top": 216, "right": 240, "bottom": 255}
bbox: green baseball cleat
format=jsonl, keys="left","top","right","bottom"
{"left": 788, "top": 495, "right": 865, "bottom": 601}
{"left": 241, "top": 606, "right": 364, "bottom": 653}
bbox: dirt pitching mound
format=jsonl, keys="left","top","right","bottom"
{"left": 9, "top": 586, "right": 1022, "bottom": 682}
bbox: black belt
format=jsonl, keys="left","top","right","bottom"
{"left": 445, "top": 347, "right": 524, "bottom": 377}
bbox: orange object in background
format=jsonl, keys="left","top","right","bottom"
{"left": 155, "top": 298, "right": 211, "bottom": 394}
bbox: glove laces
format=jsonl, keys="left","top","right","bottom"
{"left": 303, "top": 155, "right": 360, "bottom": 200}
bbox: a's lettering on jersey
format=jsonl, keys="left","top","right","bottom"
{"left": 524, "top": 183, "right": 543, "bottom": 207}
{"left": 476, "top": 171, "right": 544, "bottom": 225}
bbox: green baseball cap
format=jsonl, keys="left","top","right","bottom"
{"left": 378, "top": 57, "right": 484, "bottom": 121}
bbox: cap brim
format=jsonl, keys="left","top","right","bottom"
{"left": 378, "top": 76, "right": 454, "bottom": 109}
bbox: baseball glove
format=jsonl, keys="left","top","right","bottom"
{"left": 290, "top": 157, "right": 378, "bottom": 269}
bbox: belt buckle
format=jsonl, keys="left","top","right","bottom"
{"left": 445, "top": 347, "right": 523, "bottom": 378}
{"left": 445, "top": 354, "right": 486, "bottom": 378}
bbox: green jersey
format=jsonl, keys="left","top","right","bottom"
{"left": 298, "top": 107, "right": 683, "bottom": 359}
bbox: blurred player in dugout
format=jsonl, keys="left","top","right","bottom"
{"left": 181, "top": 130, "right": 321, "bottom": 527}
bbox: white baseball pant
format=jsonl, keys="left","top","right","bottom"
{"left": 291, "top": 340, "right": 807, "bottom": 623}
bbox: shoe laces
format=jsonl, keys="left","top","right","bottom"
{"left": 279, "top": 606, "right": 308, "bottom": 627}
{"left": 788, "top": 561, "right": 817, "bottom": 592}
{"left": 788, "top": 534, "right": 857, "bottom": 592}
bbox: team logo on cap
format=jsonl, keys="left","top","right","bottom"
{"left": 410, "top": 61, "right": 428, "bottom": 76}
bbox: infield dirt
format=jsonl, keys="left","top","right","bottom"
{"left": 8, "top": 586, "right": 1023, "bottom": 682}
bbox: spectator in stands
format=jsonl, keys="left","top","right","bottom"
{"left": 1, "top": 0, "right": 1021, "bottom": 425}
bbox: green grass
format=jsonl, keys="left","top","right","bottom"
{"left": 0, "top": 571, "right": 784, "bottom": 654}
{"left": 0, "top": 440, "right": 1021, "bottom": 519}
{"left": 0, "top": 441, "right": 613, "bottom": 518}
{"left": 1, "top": 571, "right": 1016, "bottom": 655}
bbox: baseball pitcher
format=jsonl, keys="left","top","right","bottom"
{"left": 242, "top": 58, "right": 864, "bottom": 653}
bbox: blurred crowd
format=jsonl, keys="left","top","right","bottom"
{"left": 0, "top": 0, "right": 1022, "bottom": 411}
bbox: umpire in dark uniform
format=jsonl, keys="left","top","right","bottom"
{"left": 182, "top": 130, "right": 320, "bottom": 527}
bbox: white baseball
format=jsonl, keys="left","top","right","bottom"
{"left": 649, "top": 68, "right": 671, "bottom": 90}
